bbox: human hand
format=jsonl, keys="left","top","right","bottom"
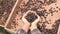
{"left": 22, "top": 11, "right": 30, "bottom": 25}
{"left": 21, "top": 10, "right": 32, "bottom": 32}
{"left": 31, "top": 13, "right": 40, "bottom": 26}
{"left": 30, "top": 14, "right": 40, "bottom": 31}
{"left": 22, "top": 10, "right": 37, "bottom": 25}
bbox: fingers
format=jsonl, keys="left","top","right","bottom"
{"left": 32, "top": 14, "right": 40, "bottom": 24}
{"left": 22, "top": 10, "right": 40, "bottom": 25}
{"left": 22, "top": 10, "right": 36, "bottom": 23}
{"left": 22, "top": 10, "right": 41, "bottom": 32}
{"left": 22, "top": 16, "right": 29, "bottom": 24}
{"left": 27, "top": 10, "right": 40, "bottom": 23}
{"left": 22, "top": 10, "right": 31, "bottom": 24}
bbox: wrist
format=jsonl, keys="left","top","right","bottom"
{"left": 30, "top": 24, "right": 37, "bottom": 31}
{"left": 22, "top": 24, "right": 30, "bottom": 32}
{"left": 25, "top": 23, "right": 30, "bottom": 26}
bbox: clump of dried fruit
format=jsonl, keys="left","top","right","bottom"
{"left": 25, "top": 12, "right": 38, "bottom": 23}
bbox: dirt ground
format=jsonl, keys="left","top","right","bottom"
{"left": 15, "top": 0, "right": 60, "bottom": 34}
{"left": 0, "top": 0, "right": 60, "bottom": 34}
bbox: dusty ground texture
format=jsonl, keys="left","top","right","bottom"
{"left": 0, "top": 0, "right": 16, "bottom": 26}
{"left": 10, "top": 0, "right": 60, "bottom": 34}
{"left": 0, "top": 0, "right": 60, "bottom": 34}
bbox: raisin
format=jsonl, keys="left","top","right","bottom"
{"left": 25, "top": 12, "right": 38, "bottom": 23}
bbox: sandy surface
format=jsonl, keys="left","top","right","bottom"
{"left": 0, "top": 0, "right": 60, "bottom": 34}
{"left": 18, "top": 0, "right": 60, "bottom": 34}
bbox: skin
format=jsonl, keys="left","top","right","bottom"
{"left": 30, "top": 14, "right": 40, "bottom": 31}
{"left": 22, "top": 10, "right": 40, "bottom": 32}
{"left": 22, "top": 14, "right": 30, "bottom": 33}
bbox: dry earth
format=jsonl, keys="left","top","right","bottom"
{"left": 0, "top": 0, "right": 60, "bottom": 34}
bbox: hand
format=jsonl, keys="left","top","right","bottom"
{"left": 22, "top": 10, "right": 36, "bottom": 24}
{"left": 22, "top": 12, "right": 30, "bottom": 25}
{"left": 22, "top": 10, "right": 32, "bottom": 32}
{"left": 30, "top": 14, "right": 40, "bottom": 31}
{"left": 31, "top": 13, "right": 40, "bottom": 26}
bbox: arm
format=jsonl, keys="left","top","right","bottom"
{"left": 16, "top": 24, "right": 30, "bottom": 34}
{"left": 30, "top": 14, "right": 41, "bottom": 34}
{"left": 16, "top": 12, "right": 30, "bottom": 34}
{"left": 30, "top": 23, "right": 41, "bottom": 34}
{"left": 30, "top": 29, "right": 41, "bottom": 34}
{"left": 16, "top": 29, "right": 26, "bottom": 34}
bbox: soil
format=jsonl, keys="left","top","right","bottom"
{"left": 0, "top": 0, "right": 16, "bottom": 25}
{"left": 3, "top": 0, "right": 60, "bottom": 34}
{"left": 38, "top": 19, "right": 60, "bottom": 34}
{"left": 17, "top": 0, "right": 60, "bottom": 34}
{"left": 6, "top": 21, "right": 17, "bottom": 31}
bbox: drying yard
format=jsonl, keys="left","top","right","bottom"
{"left": 0, "top": 0, "right": 60, "bottom": 34}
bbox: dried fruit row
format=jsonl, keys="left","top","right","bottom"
{"left": 0, "top": 0, "right": 16, "bottom": 26}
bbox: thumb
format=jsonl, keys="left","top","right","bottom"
{"left": 32, "top": 15, "right": 40, "bottom": 24}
